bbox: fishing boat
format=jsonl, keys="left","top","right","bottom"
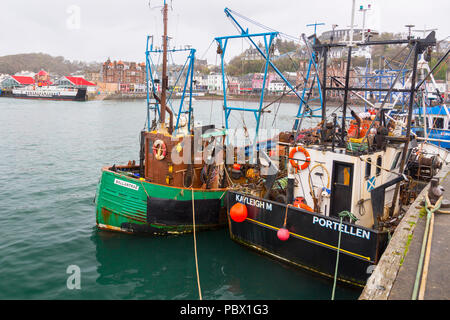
{"left": 217, "top": 7, "right": 444, "bottom": 286}
{"left": 412, "top": 105, "right": 450, "bottom": 149}
{"left": 94, "top": 1, "right": 228, "bottom": 235}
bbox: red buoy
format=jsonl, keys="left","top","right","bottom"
{"left": 230, "top": 203, "right": 247, "bottom": 222}
{"left": 277, "top": 228, "right": 290, "bottom": 241}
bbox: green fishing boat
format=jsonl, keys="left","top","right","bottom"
{"left": 94, "top": 2, "right": 228, "bottom": 235}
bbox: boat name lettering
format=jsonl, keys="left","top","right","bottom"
{"left": 312, "top": 216, "right": 370, "bottom": 240}
{"left": 114, "top": 178, "right": 139, "bottom": 191}
{"left": 235, "top": 194, "right": 272, "bottom": 211}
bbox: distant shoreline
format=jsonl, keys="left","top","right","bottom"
{"left": 88, "top": 92, "right": 366, "bottom": 106}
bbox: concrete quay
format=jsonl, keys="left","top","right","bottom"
{"left": 359, "top": 164, "right": 449, "bottom": 300}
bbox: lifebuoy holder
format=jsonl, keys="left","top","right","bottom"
{"left": 153, "top": 139, "right": 167, "bottom": 160}
{"left": 289, "top": 146, "right": 311, "bottom": 171}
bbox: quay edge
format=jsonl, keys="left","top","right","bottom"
{"left": 359, "top": 163, "right": 450, "bottom": 300}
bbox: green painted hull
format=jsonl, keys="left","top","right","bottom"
{"left": 95, "top": 169, "right": 227, "bottom": 235}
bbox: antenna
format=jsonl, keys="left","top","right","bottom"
{"left": 306, "top": 22, "right": 325, "bottom": 35}
{"left": 358, "top": 3, "right": 371, "bottom": 43}
{"left": 331, "top": 24, "right": 339, "bottom": 43}
{"left": 405, "top": 25, "right": 415, "bottom": 40}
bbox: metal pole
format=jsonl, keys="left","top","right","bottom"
{"left": 160, "top": 3, "right": 168, "bottom": 125}
{"left": 341, "top": 46, "right": 352, "bottom": 144}
{"left": 389, "top": 43, "right": 420, "bottom": 217}
{"left": 321, "top": 47, "right": 328, "bottom": 144}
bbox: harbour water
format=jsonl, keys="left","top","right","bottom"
{"left": 0, "top": 97, "right": 361, "bottom": 299}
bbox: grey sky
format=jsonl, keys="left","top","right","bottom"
{"left": 1, "top": 0, "right": 449, "bottom": 65}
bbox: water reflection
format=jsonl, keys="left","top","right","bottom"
{"left": 90, "top": 227, "right": 361, "bottom": 300}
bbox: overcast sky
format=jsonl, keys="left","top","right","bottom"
{"left": 1, "top": 0, "right": 449, "bottom": 65}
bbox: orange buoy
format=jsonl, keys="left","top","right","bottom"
{"left": 230, "top": 203, "right": 247, "bottom": 222}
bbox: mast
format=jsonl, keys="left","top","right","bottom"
{"left": 160, "top": 1, "right": 169, "bottom": 126}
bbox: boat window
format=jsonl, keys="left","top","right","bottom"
{"left": 365, "top": 158, "right": 372, "bottom": 179}
{"left": 434, "top": 117, "right": 444, "bottom": 129}
{"left": 376, "top": 156, "right": 382, "bottom": 176}
{"left": 336, "top": 165, "right": 351, "bottom": 186}
{"left": 391, "top": 152, "right": 401, "bottom": 170}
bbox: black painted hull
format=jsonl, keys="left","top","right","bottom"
{"left": 95, "top": 169, "right": 227, "bottom": 235}
{"left": 227, "top": 191, "right": 389, "bottom": 287}
{"left": 120, "top": 196, "right": 227, "bottom": 235}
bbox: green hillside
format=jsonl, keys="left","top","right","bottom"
{"left": 0, "top": 53, "right": 100, "bottom": 76}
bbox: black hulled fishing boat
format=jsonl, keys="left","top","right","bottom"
{"left": 217, "top": 6, "right": 443, "bottom": 286}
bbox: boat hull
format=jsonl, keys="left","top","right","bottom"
{"left": 11, "top": 88, "right": 87, "bottom": 101}
{"left": 227, "top": 191, "right": 389, "bottom": 287}
{"left": 95, "top": 168, "right": 227, "bottom": 235}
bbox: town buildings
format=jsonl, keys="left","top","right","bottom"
{"left": 99, "top": 58, "right": 146, "bottom": 94}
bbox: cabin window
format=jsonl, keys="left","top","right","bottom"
{"left": 336, "top": 165, "right": 351, "bottom": 186}
{"left": 391, "top": 152, "right": 401, "bottom": 170}
{"left": 434, "top": 117, "right": 444, "bottom": 129}
{"left": 365, "top": 158, "right": 372, "bottom": 179}
{"left": 376, "top": 156, "right": 382, "bottom": 176}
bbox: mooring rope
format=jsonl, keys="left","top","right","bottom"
{"left": 412, "top": 194, "right": 444, "bottom": 300}
{"left": 331, "top": 210, "right": 359, "bottom": 300}
{"left": 191, "top": 187, "right": 203, "bottom": 300}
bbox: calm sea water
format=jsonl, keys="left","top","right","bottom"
{"left": 0, "top": 97, "right": 361, "bottom": 300}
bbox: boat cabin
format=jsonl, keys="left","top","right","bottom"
{"left": 289, "top": 143, "right": 405, "bottom": 229}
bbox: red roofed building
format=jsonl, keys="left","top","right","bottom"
{"left": 34, "top": 70, "right": 52, "bottom": 86}
{"left": 55, "top": 76, "right": 96, "bottom": 88}
{"left": 0, "top": 75, "right": 35, "bottom": 88}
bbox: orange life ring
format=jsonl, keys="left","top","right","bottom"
{"left": 289, "top": 146, "right": 311, "bottom": 171}
{"left": 152, "top": 139, "right": 167, "bottom": 160}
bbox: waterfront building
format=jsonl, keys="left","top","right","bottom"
{"left": 268, "top": 80, "right": 287, "bottom": 94}
{"left": 85, "top": 71, "right": 102, "bottom": 84}
{"left": 207, "top": 73, "right": 226, "bottom": 92}
{"left": 0, "top": 75, "right": 35, "bottom": 89}
{"left": 55, "top": 76, "right": 95, "bottom": 88}
{"left": 193, "top": 73, "right": 208, "bottom": 91}
{"left": 14, "top": 70, "right": 35, "bottom": 77}
{"left": 101, "top": 58, "right": 146, "bottom": 85}
{"left": 34, "top": 70, "right": 51, "bottom": 86}
{"left": 252, "top": 72, "right": 277, "bottom": 92}
{"left": 227, "top": 76, "right": 240, "bottom": 94}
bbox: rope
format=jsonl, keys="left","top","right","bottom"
{"left": 331, "top": 210, "right": 359, "bottom": 300}
{"left": 412, "top": 194, "right": 444, "bottom": 300}
{"left": 191, "top": 187, "right": 203, "bottom": 300}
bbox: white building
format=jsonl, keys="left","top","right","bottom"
{"left": 193, "top": 73, "right": 208, "bottom": 91}
{"left": 15, "top": 70, "right": 36, "bottom": 77}
{"left": 268, "top": 80, "right": 287, "bottom": 94}
{"left": 207, "top": 73, "right": 227, "bottom": 92}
